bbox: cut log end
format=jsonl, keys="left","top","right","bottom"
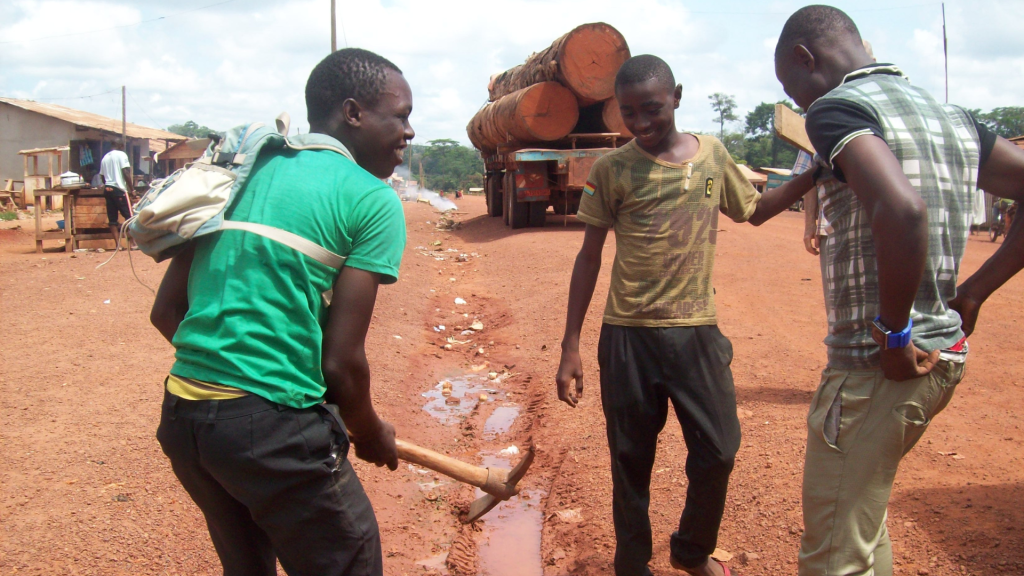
{"left": 560, "top": 24, "right": 631, "bottom": 104}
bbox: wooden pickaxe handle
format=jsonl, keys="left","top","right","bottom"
{"left": 395, "top": 438, "right": 513, "bottom": 498}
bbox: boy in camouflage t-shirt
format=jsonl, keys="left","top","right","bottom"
{"left": 556, "top": 55, "right": 815, "bottom": 576}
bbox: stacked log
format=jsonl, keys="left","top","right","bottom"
{"left": 467, "top": 82, "right": 579, "bottom": 151}
{"left": 488, "top": 22, "right": 630, "bottom": 106}
{"left": 467, "top": 23, "right": 632, "bottom": 152}
{"left": 601, "top": 98, "right": 632, "bottom": 137}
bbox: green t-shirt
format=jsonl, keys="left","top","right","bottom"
{"left": 170, "top": 134, "right": 406, "bottom": 409}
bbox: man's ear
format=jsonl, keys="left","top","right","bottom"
{"left": 341, "top": 98, "right": 363, "bottom": 128}
{"left": 793, "top": 44, "right": 816, "bottom": 74}
{"left": 673, "top": 84, "right": 683, "bottom": 108}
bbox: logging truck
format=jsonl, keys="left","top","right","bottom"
{"left": 467, "top": 23, "right": 634, "bottom": 228}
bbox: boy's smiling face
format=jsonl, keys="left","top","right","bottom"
{"left": 615, "top": 79, "right": 682, "bottom": 151}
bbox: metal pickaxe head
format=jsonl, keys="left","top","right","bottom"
{"left": 465, "top": 445, "right": 535, "bottom": 523}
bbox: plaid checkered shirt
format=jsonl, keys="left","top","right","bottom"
{"left": 811, "top": 66, "right": 981, "bottom": 369}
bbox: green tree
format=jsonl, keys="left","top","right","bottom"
{"left": 419, "top": 139, "right": 483, "bottom": 191}
{"left": 743, "top": 101, "right": 799, "bottom": 169}
{"left": 708, "top": 93, "right": 738, "bottom": 140}
{"left": 167, "top": 120, "right": 218, "bottom": 138}
{"left": 973, "top": 106, "right": 1024, "bottom": 138}
{"left": 720, "top": 131, "right": 747, "bottom": 163}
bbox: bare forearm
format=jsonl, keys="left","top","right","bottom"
{"left": 959, "top": 211, "right": 1024, "bottom": 303}
{"left": 804, "top": 189, "right": 818, "bottom": 233}
{"left": 748, "top": 170, "right": 815, "bottom": 226}
{"left": 150, "top": 245, "right": 195, "bottom": 343}
{"left": 323, "top": 353, "right": 381, "bottom": 439}
{"left": 561, "top": 251, "right": 602, "bottom": 350}
{"left": 871, "top": 199, "right": 928, "bottom": 330}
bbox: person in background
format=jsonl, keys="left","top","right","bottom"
{"left": 99, "top": 141, "right": 133, "bottom": 246}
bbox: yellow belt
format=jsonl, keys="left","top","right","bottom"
{"left": 166, "top": 374, "right": 248, "bottom": 401}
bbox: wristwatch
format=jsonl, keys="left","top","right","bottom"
{"left": 871, "top": 316, "right": 913, "bottom": 350}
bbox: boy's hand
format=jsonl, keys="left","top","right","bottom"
{"left": 556, "top": 347, "right": 585, "bottom": 408}
{"left": 351, "top": 419, "right": 398, "bottom": 470}
{"left": 880, "top": 341, "right": 939, "bottom": 382}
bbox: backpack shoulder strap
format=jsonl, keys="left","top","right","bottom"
{"left": 219, "top": 220, "right": 345, "bottom": 270}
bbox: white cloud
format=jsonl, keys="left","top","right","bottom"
{"left": 0, "top": 0, "right": 1021, "bottom": 147}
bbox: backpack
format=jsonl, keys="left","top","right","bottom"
{"left": 125, "top": 118, "right": 352, "bottom": 305}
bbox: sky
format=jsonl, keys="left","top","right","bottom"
{"left": 1, "top": 0, "right": 1022, "bottom": 146}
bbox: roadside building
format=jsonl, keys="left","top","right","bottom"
{"left": 0, "top": 98, "right": 185, "bottom": 204}
{"left": 735, "top": 163, "right": 768, "bottom": 193}
{"left": 156, "top": 138, "right": 212, "bottom": 176}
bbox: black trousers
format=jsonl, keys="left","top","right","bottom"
{"left": 598, "top": 324, "right": 741, "bottom": 576}
{"left": 103, "top": 185, "right": 131, "bottom": 226}
{"left": 156, "top": 390, "right": 382, "bottom": 576}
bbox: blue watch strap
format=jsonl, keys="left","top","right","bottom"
{"left": 874, "top": 316, "right": 912, "bottom": 349}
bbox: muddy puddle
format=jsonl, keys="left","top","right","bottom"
{"left": 483, "top": 405, "right": 520, "bottom": 439}
{"left": 419, "top": 375, "right": 543, "bottom": 576}
{"left": 475, "top": 454, "right": 545, "bottom": 576}
{"left": 422, "top": 374, "right": 506, "bottom": 424}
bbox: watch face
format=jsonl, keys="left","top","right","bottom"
{"left": 871, "top": 323, "right": 888, "bottom": 349}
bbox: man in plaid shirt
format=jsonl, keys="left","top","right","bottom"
{"left": 775, "top": 6, "right": 1024, "bottom": 575}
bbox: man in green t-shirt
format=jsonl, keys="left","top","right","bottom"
{"left": 555, "top": 55, "right": 814, "bottom": 576}
{"left": 150, "top": 48, "right": 413, "bottom": 576}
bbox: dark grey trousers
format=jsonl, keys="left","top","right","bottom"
{"left": 598, "top": 324, "right": 741, "bottom": 576}
{"left": 156, "top": 390, "right": 382, "bottom": 576}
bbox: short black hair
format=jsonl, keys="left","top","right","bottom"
{"left": 305, "top": 48, "right": 402, "bottom": 123}
{"left": 776, "top": 5, "right": 861, "bottom": 58}
{"left": 615, "top": 54, "right": 675, "bottom": 92}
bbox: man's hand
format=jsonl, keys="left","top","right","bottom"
{"left": 556, "top": 346, "right": 585, "bottom": 407}
{"left": 880, "top": 341, "right": 940, "bottom": 382}
{"left": 351, "top": 419, "right": 398, "bottom": 470}
{"left": 949, "top": 291, "right": 982, "bottom": 338}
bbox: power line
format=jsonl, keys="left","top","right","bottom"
{"left": 0, "top": 0, "right": 242, "bottom": 45}
{"left": 127, "top": 90, "right": 163, "bottom": 129}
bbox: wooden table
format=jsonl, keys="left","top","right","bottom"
{"left": 32, "top": 189, "right": 73, "bottom": 253}
{"left": 69, "top": 188, "right": 122, "bottom": 250}
{"left": 32, "top": 187, "right": 130, "bottom": 253}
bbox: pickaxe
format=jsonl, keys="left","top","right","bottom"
{"left": 395, "top": 439, "right": 535, "bottom": 523}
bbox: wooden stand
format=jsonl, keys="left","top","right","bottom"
{"left": 70, "top": 188, "right": 122, "bottom": 250}
{"left": 33, "top": 189, "right": 73, "bottom": 253}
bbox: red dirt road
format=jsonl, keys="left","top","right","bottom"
{"left": 1, "top": 196, "right": 1022, "bottom": 576}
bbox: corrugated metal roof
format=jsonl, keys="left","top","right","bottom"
{"left": 160, "top": 137, "right": 211, "bottom": 160}
{"left": 760, "top": 167, "right": 793, "bottom": 176}
{"left": 736, "top": 163, "right": 767, "bottom": 183}
{"left": 0, "top": 98, "right": 186, "bottom": 141}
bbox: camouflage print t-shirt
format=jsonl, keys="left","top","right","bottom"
{"left": 576, "top": 135, "right": 760, "bottom": 327}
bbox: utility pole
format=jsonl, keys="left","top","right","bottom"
{"left": 121, "top": 85, "right": 127, "bottom": 148}
{"left": 942, "top": 3, "right": 949, "bottom": 103}
{"left": 330, "top": 0, "right": 336, "bottom": 52}
{"left": 419, "top": 159, "right": 425, "bottom": 190}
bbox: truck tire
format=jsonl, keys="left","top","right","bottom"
{"left": 485, "top": 173, "right": 502, "bottom": 218}
{"left": 529, "top": 201, "right": 547, "bottom": 227}
{"left": 506, "top": 173, "right": 529, "bottom": 229}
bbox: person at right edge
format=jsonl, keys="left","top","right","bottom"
{"left": 149, "top": 48, "right": 413, "bottom": 576}
{"left": 555, "top": 55, "right": 815, "bottom": 576}
{"left": 774, "top": 6, "right": 1024, "bottom": 575}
